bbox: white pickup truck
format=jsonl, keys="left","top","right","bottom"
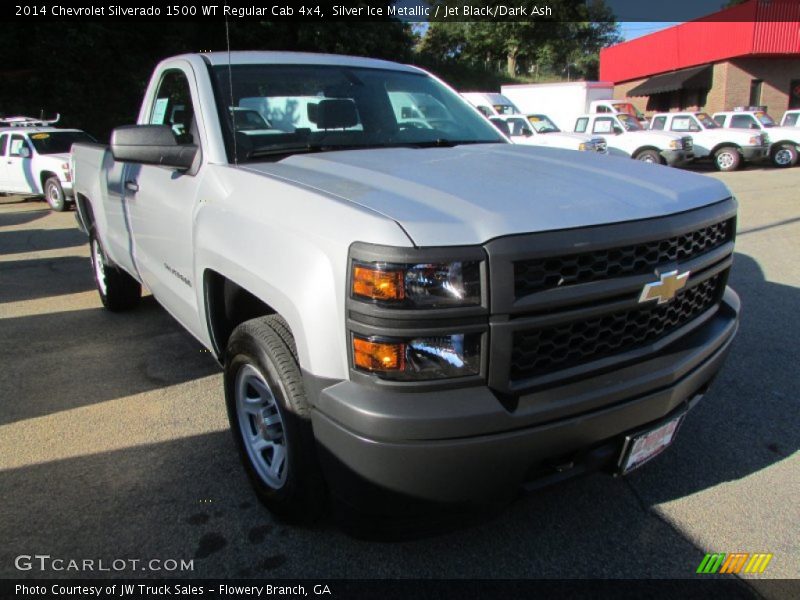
{"left": 650, "top": 112, "right": 769, "bottom": 171}
{"left": 488, "top": 114, "right": 607, "bottom": 154}
{"left": 71, "top": 52, "right": 740, "bottom": 522}
{"left": 574, "top": 113, "right": 694, "bottom": 166}
{"left": 0, "top": 121, "right": 94, "bottom": 211}
{"left": 780, "top": 110, "right": 799, "bottom": 128}
{"left": 712, "top": 109, "right": 800, "bottom": 167}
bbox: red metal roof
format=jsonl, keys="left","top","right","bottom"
{"left": 600, "top": 0, "right": 800, "bottom": 83}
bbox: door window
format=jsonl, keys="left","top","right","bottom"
{"left": 150, "top": 69, "right": 197, "bottom": 144}
{"left": 574, "top": 118, "right": 588, "bottom": 133}
{"left": 651, "top": 116, "right": 666, "bottom": 130}
{"left": 9, "top": 135, "right": 29, "bottom": 156}
{"left": 731, "top": 114, "right": 758, "bottom": 129}
{"left": 592, "top": 118, "right": 615, "bottom": 134}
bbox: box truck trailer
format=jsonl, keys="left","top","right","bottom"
{"left": 501, "top": 82, "right": 646, "bottom": 131}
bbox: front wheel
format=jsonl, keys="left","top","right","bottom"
{"left": 44, "top": 177, "right": 67, "bottom": 212}
{"left": 90, "top": 235, "right": 141, "bottom": 311}
{"left": 635, "top": 149, "right": 662, "bottom": 164}
{"left": 772, "top": 144, "right": 798, "bottom": 168}
{"left": 224, "top": 315, "right": 326, "bottom": 522}
{"left": 714, "top": 146, "right": 741, "bottom": 172}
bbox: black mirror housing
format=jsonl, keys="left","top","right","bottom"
{"left": 111, "top": 125, "right": 197, "bottom": 170}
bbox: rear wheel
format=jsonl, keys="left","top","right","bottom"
{"left": 772, "top": 143, "right": 798, "bottom": 168}
{"left": 224, "top": 315, "right": 326, "bottom": 522}
{"left": 44, "top": 177, "right": 67, "bottom": 212}
{"left": 90, "top": 235, "right": 141, "bottom": 311}
{"left": 635, "top": 149, "right": 662, "bottom": 164}
{"left": 714, "top": 146, "right": 741, "bottom": 172}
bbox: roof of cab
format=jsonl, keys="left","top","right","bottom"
{"left": 182, "top": 51, "right": 423, "bottom": 74}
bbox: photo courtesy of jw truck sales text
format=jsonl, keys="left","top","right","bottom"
{"left": 1, "top": 0, "right": 798, "bottom": 597}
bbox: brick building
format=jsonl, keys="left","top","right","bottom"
{"left": 599, "top": 0, "right": 800, "bottom": 118}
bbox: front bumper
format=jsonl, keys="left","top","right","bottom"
{"left": 311, "top": 288, "right": 739, "bottom": 506}
{"left": 741, "top": 146, "right": 769, "bottom": 162}
{"left": 661, "top": 149, "right": 694, "bottom": 166}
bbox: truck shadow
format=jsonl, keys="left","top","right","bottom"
{"left": 0, "top": 227, "right": 86, "bottom": 256}
{"left": 622, "top": 252, "right": 799, "bottom": 503}
{"left": 0, "top": 297, "right": 219, "bottom": 426}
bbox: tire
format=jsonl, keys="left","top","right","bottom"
{"left": 635, "top": 149, "right": 662, "bottom": 164}
{"left": 771, "top": 143, "right": 798, "bottom": 168}
{"left": 90, "top": 234, "right": 141, "bottom": 311}
{"left": 714, "top": 146, "right": 741, "bottom": 172}
{"left": 224, "top": 315, "right": 326, "bottom": 522}
{"left": 44, "top": 177, "right": 67, "bottom": 212}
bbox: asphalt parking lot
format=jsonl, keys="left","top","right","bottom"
{"left": 0, "top": 166, "right": 798, "bottom": 594}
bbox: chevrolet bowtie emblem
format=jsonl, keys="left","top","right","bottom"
{"left": 639, "top": 270, "right": 691, "bottom": 304}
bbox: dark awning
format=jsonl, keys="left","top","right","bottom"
{"left": 628, "top": 65, "right": 713, "bottom": 97}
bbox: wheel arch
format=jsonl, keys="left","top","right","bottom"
{"left": 39, "top": 170, "right": 58, "bottom": 193}
{"left": 710, "top": 142, "right": 742, "bottom": 155}
{"left": 204, "top": 270, "right": 277, "bottom": 362}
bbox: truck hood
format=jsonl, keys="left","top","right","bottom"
{"left": 245, "top": 144, "right": 731, "bottom": 247}
{"left": 766, "top": 126, "right": 800, "bottom": 141}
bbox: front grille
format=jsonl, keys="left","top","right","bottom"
{"left": 513, "top": 218, "right": 733, "bottom": 299}
{"left": 683, "top": 137, "right": 693, "bottom": 151}
{"left": 594, "top": 140, "right": 608, "bottom": 153}
{"left": 509, "top": 274, "right": 722, "bottom": 382}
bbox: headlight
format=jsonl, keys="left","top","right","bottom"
{"left": 578, "top": 142, "right": 589, "bottom": 151}
{"left": 352, "top": 333, "right": 481, "bottom": 380}
{"left": 669, "top": 140, "right": 682, "bottom": 150}
{"left": 351, "top": 261, "right": 481, "bottom": 308}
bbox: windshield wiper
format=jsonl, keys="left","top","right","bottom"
{"left": 246, "top": 143, "right": 378, "bottom": 160}
{"left": 404, "top": 139, "right": 502, "bottom": 148}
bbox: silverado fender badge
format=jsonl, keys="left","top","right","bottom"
{"left": 639, "top": 270, "right": 690, "bottom": 304}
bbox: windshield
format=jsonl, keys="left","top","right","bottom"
{"left": 754, "top": 111, "right": 776, "bottom": 128}
{"left": 28, "top": 131, "right": 94, "bottom": 154}
{"left": 527, "top": 114, "right": 560, "bottom": 133}
{"left": 210, "top": 64, "right": 505, "bottom": 161}
{"left": 617, "top": 114, "right": 642, "bottom": 131}
{"left": 492, "top": 104, "right": 517, "bottom": 115}
{"left": 695, "top": 113, "right": 718, "bottom": 129}
{"left": 614, "top": 102, "right": 644, "bottom": 120}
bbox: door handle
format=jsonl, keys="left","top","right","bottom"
{"left": 125, "top": 180, "right": 139, "bottom": 193}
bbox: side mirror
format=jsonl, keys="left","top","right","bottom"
{"left": 19, "top": 146, "right": 31, "bottom": 159}
{"left": 613, "top": 126, "right": 624, "bottom": 135}
{"left": 111, "top": 125, "right": 197, "bottom": 170}
{"left": 522, "top": 129, "right": 533, "bottom": 137}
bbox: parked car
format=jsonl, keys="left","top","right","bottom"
{"left": 712, "top": 108, "right": 800, "bottom": 168}
{"left": 72, "top": 51, "right": 739, "bottom": 522}
{"left": 574, "top": 113, "right": 693, "bottom": 166}
{"left": 501, "top": 81, "right": 648, "bottom": 131}
{"left": 780, "top": 109, "right": 799, "bottom": 128}
{"left": 461, "top": 92, "right": 521, "bottom": 117}
{"left": 489, "top": 114, "right": 607, "bottom": 153}
{"left": 650, "top": 111, "right": 769, "bottom": 171}
{"left": 0, "top": 118, "right": 95, "bottom": 211}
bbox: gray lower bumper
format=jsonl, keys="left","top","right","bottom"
{"left": 741, "top": 146, "right": 769, "bottom": 161}
{"left": 661, "top": 149, "right": 694, "bottom": 166}
{"left": 311, "top": 289, "right": 740, "bottom": 505}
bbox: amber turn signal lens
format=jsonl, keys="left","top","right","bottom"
{"left": 353, "top": 337, "right": 406, "bottom": 372}
{"left": 352, "top": 265, "right": 405, "bottom": 301}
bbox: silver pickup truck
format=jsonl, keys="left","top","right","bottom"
{"left": 71, "top": 52, "right": 740, "bottom": 522}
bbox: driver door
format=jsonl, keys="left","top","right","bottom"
{"left": 123, "top": 65, "right": 205, "bottom": 336}
{"left": 6, "top": 134, "right": 35, "bottom": 193}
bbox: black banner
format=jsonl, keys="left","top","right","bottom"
{"left": 5, "top": 0, "right": 800, "bottom": 23}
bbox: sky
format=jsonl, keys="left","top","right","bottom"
{"left": 619, "top": 22, "right": 682, "bottom": 41}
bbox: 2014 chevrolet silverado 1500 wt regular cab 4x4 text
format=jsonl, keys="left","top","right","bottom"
{"left": 71, "top": 52, "right": 740, "bottom": 523}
